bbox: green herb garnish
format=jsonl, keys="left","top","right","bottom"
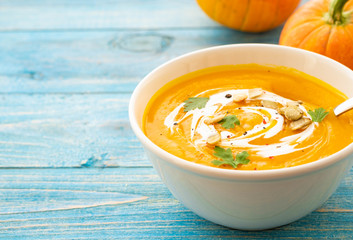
{"left": 212, "top": 146, "right": 250, "bottom": 168}
{"left": 183, "top": 97, "right": 209, "bottom": 112}
{"left": 308, "top": 107, "right": 329, "bottom": 122}
{"left": 218, "top": 115, "right": 240, "bottom": 129}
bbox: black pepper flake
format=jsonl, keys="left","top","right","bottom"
{"left": 263, "top": 127, "right": 266, "bottom": 129}
{"left": 243, "top": 131, "right": 248, "bottom": 136}
{"left": 225, "top": 94, "right": 232, "bottom": 98}
{"left": 276, "top": 146, "right": 281, "bottom": 148}
{"left": 173, "top": 122, "right": 178, "bottom": 125}
{"left": 160, "top": 134, "right": 163, "bottom": 135}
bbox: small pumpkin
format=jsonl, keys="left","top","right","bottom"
{"left": 279, "top": 0, "right": 353, "bottom": 70}
{"left": 196, "top": 0, "right": 301, "bottom": 33}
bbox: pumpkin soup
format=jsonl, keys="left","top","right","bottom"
{"left": 143, "top": 64, "right": 353, "bottom": 170}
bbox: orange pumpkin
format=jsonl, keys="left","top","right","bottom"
{"left": 280, "top": 0, "right": 353, "bottom": 70}
{"left": 196, "top": 0, "right": 301, "bottom": 33}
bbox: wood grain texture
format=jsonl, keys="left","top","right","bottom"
{"left": 0, "top": 168, "right": 352, "bottom": 239}
{"left": 0, "top": 93, "right": 151, "bottom": 167}
{"left": 0, "top": 0, "right": 216, "bottom": 31}
{"left": 0, "top": 28, "right": 282, "bottom": 94}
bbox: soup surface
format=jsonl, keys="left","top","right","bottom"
{"left": 143, "top": 64, "right": 353, "bottom": 170}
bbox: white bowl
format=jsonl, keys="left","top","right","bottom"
{"left": 129, "top": 44, "right": 353, "bottom": 230}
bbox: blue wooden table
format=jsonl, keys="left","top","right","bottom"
{"left": 0, "top": 0, "right": 352, "bottom": 239}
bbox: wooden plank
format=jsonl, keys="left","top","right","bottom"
{"left": 0, "top": 0, "right": 216, "bottom": 31}
{"left": 0, "top": 168, "right": 351, "bottom": 239}
{"left": 0, "top": 28, "right": 283, "bottom": 94}
{"left": 0, "top": 93, "right": 149, "bottom": 167}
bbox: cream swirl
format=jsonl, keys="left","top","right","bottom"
{"left": 164, "top": 89, "right": 317, "bottom": 158}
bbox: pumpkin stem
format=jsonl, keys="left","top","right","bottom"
{"left": 327, "top": 0, "right": 350, "bottom": 25}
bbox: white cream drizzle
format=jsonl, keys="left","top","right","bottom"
{"left": 164, "top": 89, "right": 316, "bottom": 158}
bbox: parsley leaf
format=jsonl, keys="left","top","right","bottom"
{"left": 211, "top": 146, "right": 250, "bottom": 168}
{"left": 218, "top": 115, "right": 240, "bottom": 129}
{"left": 213, "top": 146, "right": 234, "bottom": 165}
{"left": 235, "top": 151, "right": 250, "bottom": 166}
{"left": 183, "top": 97, "right": 209, "bottom": 112}
{"left": 308, "top": 107, "right": 329, "bottom": 122}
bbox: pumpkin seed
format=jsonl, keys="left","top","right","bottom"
{"left": 290, "top": 118, "right": 312, "bottom": 130}
{"left": 284, "top": 106, "right": 303, "bottom": 121}
{"left": 261, "top": 100, "right": 278, "bottom": 109}
{"left": 206, "top": 132, "right": 221, "bottom": 145}
{"left": 248, "top": 88, "right": 263, "bottom": 99}
{"left": 204, "top": 112, "right": 226, "bottom": 124}
{"left": 278, "top": 107, "right": 286, "bottom": 115}
{"left": 233, "top": 93, "right": 247, "bottom": 102}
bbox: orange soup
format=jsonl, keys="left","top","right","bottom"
{"left": 143, "top": 64, "right": 353, "bottom": 170}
